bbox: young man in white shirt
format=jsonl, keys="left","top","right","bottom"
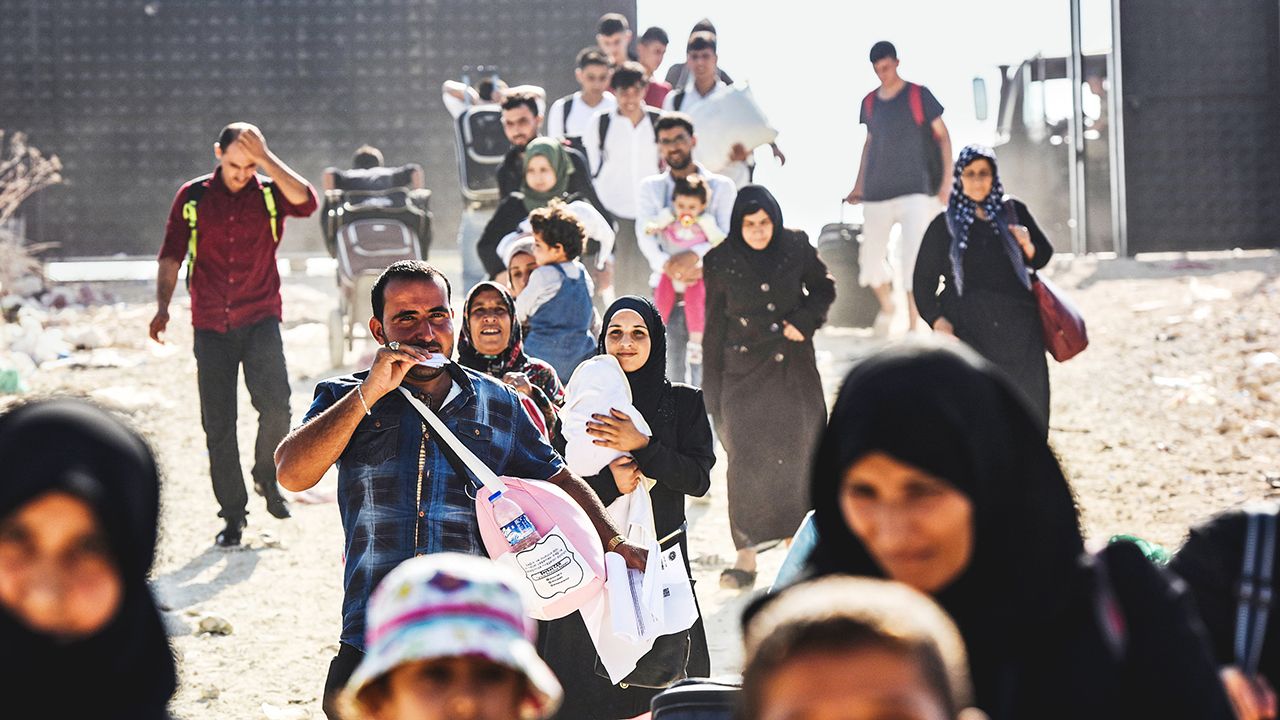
{"left": 635, "top": 113, "right": 736, "bottom": 385}
{"left": 547, "top": 48, "right": 617, "bottom": 143}
{"left": 584, "top": 61, "right": 662, "bottom": 299}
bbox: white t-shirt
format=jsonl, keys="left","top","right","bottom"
{"left": 584, "top": 108, "right": 661, "bottom": 220}
{"left": 548, "top": 91, "right": 617, "bottom": 139}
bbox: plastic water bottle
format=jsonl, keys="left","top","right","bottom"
{"left": 490, "top": 491, "right": 541, "bottom": 552}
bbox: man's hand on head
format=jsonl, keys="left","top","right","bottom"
{"left": 233, "top": 125, "right": 271, "bottom": 164}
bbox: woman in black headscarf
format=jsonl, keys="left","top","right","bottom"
{"left": 0, "top": 399, "right": 177, "bottom": 719}
{"left": 801, "top": 340, "right": 1233, "bottom": 720}
{"left": 913, "top": 144, "right": 1055, "bottom": 431}
{"left": 457, "top": 280, "right": 564, "bottom": 433}
{"left": 538, "top": 295, "right": 715, "bottom": 720}
{"left": 702, "top": 184, "right": 836, "bottom": 589}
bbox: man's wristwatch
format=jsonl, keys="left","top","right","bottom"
{"left": 607, "top": 534, "right": 627, "bottom": 553}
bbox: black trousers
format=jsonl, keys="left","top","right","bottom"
{"left": 323, "top": 642, "right": 365, "bottom": 719}
{"left": 192, "top": 317, "right": 291, "bottom": 522}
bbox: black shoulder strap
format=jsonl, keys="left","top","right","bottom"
{"left": 646, "top": 109, "right": 661, "bottom": 141}
{"left": 593, "top": 113, "right": 613, "bottom": 178}
{"left": 185, "top": 178, "right": 208, "bottom": 204}
{"left": 1235, "top": 511, "right": 1277, "bottom": 675}
{"left": 672, "top": 89, "right": 685, "bottom": 112}
{"left": 561, "top": 94, "right": 575, "bottom": 132}
{"left": 1093, "top": 545, "right": 1129, "bottom": 664}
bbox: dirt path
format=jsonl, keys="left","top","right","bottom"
{"left": 5, "top": 250, "right": 1278, "bottom": 718}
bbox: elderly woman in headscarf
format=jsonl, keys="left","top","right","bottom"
{"left": 800, "top": 340, "right": 1234, "bottom": 720}
{"left": 702, "top": 184, "right": 836, "bottom": 589}
{"left": 457, "top": 280, "right": 564, "bottom": 434}
{"left": 913, "top": 144, "right": 1055, "bottom": 431}
{"left": 0, "top": 399, "right": 177, "bottom": 719}
{"left": 477, "top": 137, "right": 615, "bottom": 286}
{"left": 538, "top": 295, "right": 715, "bottom": 720}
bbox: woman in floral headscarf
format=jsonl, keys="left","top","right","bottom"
{"left": 457, "top": 281, "right": 564, "bottom": 434}
{"left": 912, "top": 144, "right": 1055, "bottom": 431}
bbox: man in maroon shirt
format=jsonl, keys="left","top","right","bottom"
{"left": 151, "top": 122, "right": 318, "bottom": 546}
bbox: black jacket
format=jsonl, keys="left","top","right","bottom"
{"left": 496, "top": 143, "right": 613, "bottom": 224}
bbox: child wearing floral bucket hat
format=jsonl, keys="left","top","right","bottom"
{"left": 341, "top": 553, "right": 563, "bottom": 720}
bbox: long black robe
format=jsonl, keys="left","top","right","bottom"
{"left": 913, "top": 198, "right": 1054, "bottom": 430}
{"left": 702, "top": 185, "right": 836, "bottom": 549}
{"left": 540, "top": 297, "right": 716, "bottom": 720}
{"left": 799, "top": 342, "right": 1233, "bottom": 720}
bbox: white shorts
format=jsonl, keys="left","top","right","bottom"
{"left": 859, "top": 193, "right": 940, "bottom": 291}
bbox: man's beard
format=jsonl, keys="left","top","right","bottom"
{"left": 666, "top": 152, "right": 691, "bottom": 171}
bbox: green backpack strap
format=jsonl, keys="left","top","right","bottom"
{"left": 183, "top": 177, "right": 280, "bottom": 285}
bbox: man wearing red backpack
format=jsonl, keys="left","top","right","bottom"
{"left": 845, "top": 41, "right": 952, "bottom": 335}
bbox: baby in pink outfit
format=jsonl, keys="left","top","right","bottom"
{"left": 644, "top": 175, "right": 724, "bottom": 347}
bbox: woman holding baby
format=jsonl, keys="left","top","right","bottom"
{"left": 537, "top": 295, "right": 715, "bottom": 720}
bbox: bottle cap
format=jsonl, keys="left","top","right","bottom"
{"left": 488, "top": 491, "right": 502, "bottom": 502}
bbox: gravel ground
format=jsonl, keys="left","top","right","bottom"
{"left": 3, "top": 249, "right": 1277, "bottom": 719}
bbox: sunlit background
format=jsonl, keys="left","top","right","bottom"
{"left": 639, "top": 0, "right": 1114, "bottom": 237}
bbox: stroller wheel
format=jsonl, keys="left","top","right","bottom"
{"left": 329, "top": 307, "right": 345, "bottom": 368}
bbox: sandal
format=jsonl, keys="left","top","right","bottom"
{"left": 719, "top": 567, "right": 757, "bottom": 590}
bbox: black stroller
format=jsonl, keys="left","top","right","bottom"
{"left": 322, "top": 165, "right": 433, "bottom": 367}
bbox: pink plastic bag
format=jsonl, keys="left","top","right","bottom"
{"left": 399, "top": 388, "right": 605, "bottom": 620}
{"left": 474, "top": 477, "right": 607, "bottom": 620}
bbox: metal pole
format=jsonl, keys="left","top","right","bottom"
{"left": 1109, "top": 0, "right": 1128, "bottom": 256}
{"left": 1068, "top": 0, "right": 1087, "bottom": 255}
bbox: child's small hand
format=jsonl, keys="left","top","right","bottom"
{"left": 608, "top": 456, "right": 642, "bottom": 495}
{"left": 782, "top": 321, "right": 806, "bottom": 342}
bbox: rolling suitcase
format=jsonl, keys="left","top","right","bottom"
{"left": 650, "top": 677, "right": 740, "bottom": 720}
{"left": 817, "top": 203, "right": 880, "bottom": 328}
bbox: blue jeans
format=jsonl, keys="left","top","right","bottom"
{"left": 665, "top": 303, "right": 702, "bottom": 387}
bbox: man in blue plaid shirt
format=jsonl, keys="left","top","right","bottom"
{"left": 275, "top": 260, "right": 647, "bottom": 719}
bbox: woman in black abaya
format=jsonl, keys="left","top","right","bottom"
{"left": 0, "top": 399, "right": 177, "bottom": 719}
{"left": 800, "top": 341, "right": 1233, "bottom": 720}
{"left": 539, "top": 296, "right": 715, "bottom": 720}
{"left": 702, "top": 184, "right": 835, "bottom": 588}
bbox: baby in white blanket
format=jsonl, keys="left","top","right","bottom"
{"left": 560, "top": 354, "right": 652, "bottom": 477}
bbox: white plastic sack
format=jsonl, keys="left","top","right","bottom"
{"left": 561, "top": 354, "right": 652, "bottom": 476}
{"left": 580, "top": 483, "right": 698, "bottom": 683}
{"left": 684, "top": 83, "right": 779, "bottom": 175}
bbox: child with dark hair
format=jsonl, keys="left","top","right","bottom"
{"left": 742, "top": 576, "right": 985, "bottom": 720}
{"left": 516, "top": 200, "right": 599, "bottom": 381}
{"left": 642, "top": 174, "right": 724, "bottom": 369}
